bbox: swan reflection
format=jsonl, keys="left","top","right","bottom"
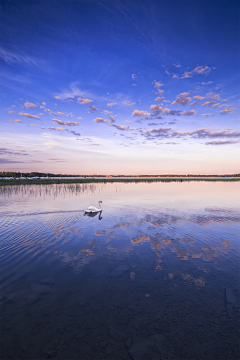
{"left": 84, "top": 211, "right": 102, "bottom": 220}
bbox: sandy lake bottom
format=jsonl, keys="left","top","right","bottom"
{"left": 0, "top": 181, "right": 239, "bottom": 360}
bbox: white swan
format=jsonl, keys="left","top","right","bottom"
{"left": 85, "top": 201, "right": 102, "bottom": 213}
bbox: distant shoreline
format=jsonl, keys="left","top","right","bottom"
{"left": 0, "top": 177, "right": 239, "bottom": 186}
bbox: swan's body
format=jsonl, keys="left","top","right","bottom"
{"left": 85, "top": 201, "right": 102, "bottom": 213}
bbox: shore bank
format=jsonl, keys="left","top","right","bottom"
{"left": 0, "top": 177, "right": 239, "bottom": 186}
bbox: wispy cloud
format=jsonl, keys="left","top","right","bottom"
{"left": 220, "top": 109, "right": 233, "bottom": 115}
{"left": 132, "top": 110, "right": 151, "bottom": 117}
{"left": 194, "top": 95, "right": 205, "bottom": 100}
{"left": 202, "top": 101, "right": 215, "bottom": 107}
{"left": 93, "top": 117, "right": 107, "bottom": 123}
{"left": 112, "top": 125, "right": 130, "bottom": 131}
{"left": 45, "top": 109, "right": 65, "bottom": 116}
{"left": 172, "top": 92, "right": 191, "bottom": 105}
{"left": 0, "top": 46, "right": 38, "bottom": 66}
{"left": 7, "top": 119, "right": 23, "bottom": 123}
{"left": 181, "top": 65, "right": 212, "bottom": 79}
{"left": 52, "top": 119, "right": 79, "bottom": 126}
{"left": 124, "top": 100, "right": 136, "bottom": 106}
{"left": 77, "top": 97, "right": 93, "bottom": 104}
{"left": 107, "top": 102, "right": 118, "bottom": 107}
{"left": 19, "top": 112, "right": 40, "bottom": 119}
{"left": 24, "top": 101, "right": 37, "bottom": 108}
{"left": 142, "top": 127, "right": 240, "bottom": 141}
{"left": 205, "top": 140, "right": 239, "bottom": 145}
{"left": 0, "top": 148, "right": 29, "bottom": 156}
{"left": 88, "top": 105, "right": 97, "bottom": 113}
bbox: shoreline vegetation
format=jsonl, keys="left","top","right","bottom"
{"left": 0, "top": 177, "right": 239, "bottom": 186}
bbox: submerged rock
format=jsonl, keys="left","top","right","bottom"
{"left": 111, "top": 265, "right": 130, "bottom": 277}
{"left": 129, "top": 334, "right": 176, "bottom": 360}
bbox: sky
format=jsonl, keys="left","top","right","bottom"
{"left": 0, "top": 0, "right": 239, "bottom": 175}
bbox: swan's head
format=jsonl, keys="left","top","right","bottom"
{"left": 99, "top": 200, "right": 103, "bottom": 203}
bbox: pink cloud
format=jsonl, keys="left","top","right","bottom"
{"left": 19, "top": 112, "right": 40, "bottom": 119}
{"left": 172, "top": 92, "right": 191, "bottom": 105}
{"left": 132, "top": 110, "right": 151, "bottom": 117}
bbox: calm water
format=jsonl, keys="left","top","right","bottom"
{"left": 1, "top": 181, "right": 239, "bottom": 360}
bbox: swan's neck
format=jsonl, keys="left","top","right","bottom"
{"left": 98, "top": 201, "right": 101, "bottom": 209}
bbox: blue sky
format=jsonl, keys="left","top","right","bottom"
{"left": 0, "top": 0, "right": 239, "bottom": 174}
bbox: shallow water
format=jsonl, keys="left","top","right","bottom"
{"left": 1, "top": 181, "right": 239, "bottom": 360}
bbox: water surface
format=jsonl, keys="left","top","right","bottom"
{"left": 1, "top": 181, "right": 239, "bottom": 360}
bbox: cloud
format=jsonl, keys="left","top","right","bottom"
{"left": 88, "top": 105, "right": 97, "bottom": 113}
{"left": 153, "top": 81, "right": 164, "bottom": 88}
{"left": 194, "top": 95, "right": 205, "bottom": 100}
{"left": 93, "top": 117, "right": 107, "bottom": 123}
{"left": 0, "top": 158, "right": 25, "bottom": 164}
{"left": 181, "top": 65, "right": 212, "bottom": 79}
{"left": 109, "top": 115, "right": 116, "bottom": 123}
{"left": 155, "top": 97, "right": 163, "bottom": 101}
{"left": 190, "top": 101, "right": 198, "bottom": 106}
{"left": 163, "top": 108, "right": 182, "bottom": 116}
{"left": 172, "top": 92, "right": 191, "bottom": 105}
{"left": 7, "top": 119, "right": 23, "bottom": 123}
{"left": 52, "top": 119, "right": 64, "bottom": 125}
{"left": 142, "top": 127, "right": 240, "bottom": 140}
{"left": 194, "top": 66, "right": 211, "bottom": 75}
{"left": 8, "top": 110, "right": 15, "bottom": 113}
{"left": 132, "top": 110, "right": 151, "bottom": 117}
{"left": 220, "top": 109, "right": 233, "bottom": 115}
{"left": 206, "top": 92, "right": 220, "bottom": 100}
{"left": 0, "top": 46, "right": 37, "bottom": 66}
{"left": 77, "top": 117, "right": 82, "bottom": 119}
{"left": 202, "top": 101, "right": 215, "bottom": 107}
{"left": 153, "top": 80, "right": 164, "bottom": 96}
{"left": 150, "top": 105, "right": 163, "bottom": 115}
{"left": 172, "top": 74, "right": 179, "bottom": 79}
{"left": 205, "top": 140, "right": 239, "bottom": 145}
{"left": 70, "top": 131, "right": 80, "bottom": 136}
{"left": 24, "top": 101, "right": 37, "bottom": 108}
{"left": 52, "top": 119, "right": 79, "bottom": 126}
{"left": 212, "top": 103, "right": 221, "bottom": 107}
{"left": 131, "top": 74, "right": 136, "bottom": 79}
{"left": 56, "top": 127, "right": 68, "bottom": 131}
{"left": 42, "top": 102, "right": 46, "bottom": 106}
{"left": 202, "top": 114, "right": 212, "bottom": 117}
{"left": 207, "top": 81, "right": 213, "bottom": 85}
{"left": 48, "top": 127, "right": 56, "bottom": 131}
{"left": 103, "top": 110, "right": 112, "bottom": 115}
{"left": 64, "top": 121, "right": 79, "bottom": 126}
{"left": 45, "top": 109, "right": 65, "bottom": 116}
{"left": 54, "top": 96, "right": 62, "bottom": 100}
{"left": 77, "top": 97, "right": 93, "bottom": 104}
{"left": 182, "top": 110, "right": 197, "bottom": 116}
{"left": 18, "top": 112, "right": 40, "bottom": 119}
{"left": 124, "top": 100, "right": 136, "bottom": 106}
{"left": 0, "top": 148, "right": 29, "bottom": 156}
{"left": 173, "top": 64, "right": 181, "bottom": 68}
{"left": 112, "top": 125, "right": 129, "bottom": 131}
{"left": 107, "top": 102, "right": 118, "bottom": 107}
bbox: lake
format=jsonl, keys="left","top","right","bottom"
{"left": 1, "top": 181, "right": 239, "bottom": 360}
